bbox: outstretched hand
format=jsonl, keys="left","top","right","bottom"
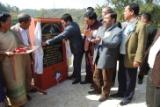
{"left": 42, "top": 42, "right": 47, "bottom": 47}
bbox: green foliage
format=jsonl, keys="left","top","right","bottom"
{"left": 95, "top": 4, "right": 104, "bottom": 17}
{"left": 1, "top": 1, "right": 160, "bottom": 29}
{"left": 103, "top": 0, "right": 160, "bottom": 25}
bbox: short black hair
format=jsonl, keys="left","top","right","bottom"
{"left": 0, "top": 13, "right": 11, "bottom": 27}
{"left": 61, "top": 13, "right": 73, "bottom": 22}
{"left": 128, "top": 3, "right": 139, "bottom": 16}
{"left": 0, "top": 13, "right": 11, "bottom": 23}
{"left": 109, "top": 12, "right": 117, "bottom": 22}
{"left": 18, "top": 13, "right": 31, "bottom": 23}
{"left": 141, "top": 12, "right": 151, "bottom": 22}
{"left": 86, "top": 7, "right": 94, "bottom": 13}
{"left": 84, "top": 11, "right": 97, "bottom": 20}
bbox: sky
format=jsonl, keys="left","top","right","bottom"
{"left": 0, "top": 0, "right": 106, "bottom": 10}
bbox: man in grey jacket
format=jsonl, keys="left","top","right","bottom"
{"left": 44, "top": 13, "right": 84, "bottom": 84}
{"left": 88, "top": 12, "right": 122, "bottom": 102}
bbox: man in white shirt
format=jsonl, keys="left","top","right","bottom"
{"left": 11, "top": 13, "right": 32, "bottom": 100}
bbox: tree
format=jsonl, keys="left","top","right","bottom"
{"left": 105, "top": 0, "right": 160, "bottom": 25}
{"left": 0, "top": 2, "right": 9, "bottom": 12}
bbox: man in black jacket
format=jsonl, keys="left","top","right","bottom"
{"left": 44, "top": 13, "right": 84, "bottom": 84}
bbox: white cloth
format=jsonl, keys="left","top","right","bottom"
{"left": 19, "top": 28, "right": 30, "bottom": 46}
{"left": 148, "top": 36, "right": 160, "bottom": 68}
{"left": 65, "top": 40, "right": 73, "bottom": 67}
{"left": 34, "top": 22, "right": 44, "bottom": 74}
{"left": 92, "top": 30, "right": 97, "bottom": 38}
{"left": 65, "top": 40, "right": 72, "bottom": 58}
{"left": 87, "top": 30, "right": 97, "bottom": 41}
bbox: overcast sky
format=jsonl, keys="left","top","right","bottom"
{"left": 0, "top": 0, "right": 106, "bottom": 10}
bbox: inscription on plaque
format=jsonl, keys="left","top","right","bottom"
{"left": 41, "top": 23, "right": 63, "bottom": 67}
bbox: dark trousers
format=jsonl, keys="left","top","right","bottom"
{"left": 117, "top": 54, "right": 126, "bottom": 95}
{"left": 118, "top": 54, "right": 138, "bottom": 99}
{"left": 85, "top": 51, "right": 93, "bottom": 82}
{"left": 146, "top": 71, "right": 160, "bottom": 107}
{"left": 138, "top": 53, "right": 149, "bottom": 79}
{"left": 93, "top": 66, "right": 113, "bottom": 97}
{"left": 72, "top": 53, "right": 83, "bottom": 80}
{"left": 112, "top": 63, "right": 117, "bottom": 85}
{"left": 124, "top": 68, "right": 137, "bottom": 100}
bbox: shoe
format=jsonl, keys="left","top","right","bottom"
{"left": 138, "top": 75, "right": 143, "bottom": 84}
{"left": 138, "top": 78, "right": 143, "bottom": 84}
{"left": 29, "top": 88, "right": 38, "bottom": 93}
{"left": 80, "top": 80, "right": 92, "bottom": 84}
{"left": 110, "top": 93, "right": 124, "bottom": 98}
{"left": 88, "top": 90, "right": 101, "bottom": 95}
{"left": 27, "top": 95, "right": 32, "bottom": 101}
{"left": 72, "top": 79, "right": 80, "bottom": 84}
{"left": 120, "top": 99, "right": 131, "bottom": 106}
{"left": 90, "top": 84, "right": 94, "bottom": 89}
{"left": 98, "top": 96, "right": 108, "bottom": 102}
{"left": 68, "top": 75, "right": 75, "bottom": 80}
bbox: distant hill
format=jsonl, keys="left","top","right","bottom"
{"left": 21, "top": 9, "right": 86, "bottom": 29}
{"left": 0, "top": 2, "right": 86, "bottom": 29}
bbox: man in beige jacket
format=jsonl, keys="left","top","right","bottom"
{"left": 111, "top": 3, "right": 147, "bottom": 106}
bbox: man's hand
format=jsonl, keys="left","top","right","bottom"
{"left": 42, "top": 42, "right": 47, "bottom": 47}
{"left": 90, "top": 37, "right": 101, "bottom": 44}
{"left": 84, "top": 29, "right": 92, "bottom": 37}
{"left": 133, "top": 61, "right": 141, "bottom": 68}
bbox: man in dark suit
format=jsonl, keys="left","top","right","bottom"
{"left": 147, "top": 30, "right": 160, "bottom": 107}
{"left": 44, "top": 13, "right": 84, "bottom": 84}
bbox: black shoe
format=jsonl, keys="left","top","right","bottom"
{"left": 29, "top": 88, "right": 38, "bottom": 93}
{"left": 68, "top": 75, "right": 75, "bottom": 80}
{"left": 88, "top": 90, "right": 101, "bottom": 95}
{"left": 120, "top": 99, "right": 131, "bottom": 106}
{"left": 138, "top": 78, "right": 143, "bottom": 84}
{"left": 110, "top": 93, "right": 124, "bottom": 98}
{"left": 80, "top": 80, "right": 92, "bottom": 84}
{"left": 27, "top": 95, "right": 32, "bottom": 101}
{"left": 72, "top": 79, "right": 80, "bottom": 84}
{"left": 138, "top": 75, "right": 144, "bottom": 84}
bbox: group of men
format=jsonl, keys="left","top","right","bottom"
{"left": 44, "top": 3, "right": 160, "bottom": 106}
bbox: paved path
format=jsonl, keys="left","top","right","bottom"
{"left": 25, "top": 57, "right": 147, "bottom": 107}
{"left": 26, "top": 74, "right": 147, "bottom": 107}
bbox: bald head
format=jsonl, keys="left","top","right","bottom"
{"left": 18, "top": 13, "right": 31, "bottom": 23}
{"left": 18, "top": 13, "right": 31, "bottom": 29}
